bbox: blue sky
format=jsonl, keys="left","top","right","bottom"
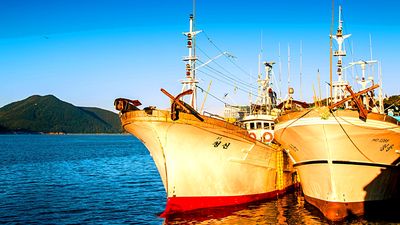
{"left": 1, "top": 0, "right": 399, "bottom": 113}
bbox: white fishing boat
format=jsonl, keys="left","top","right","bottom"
{"left": 225, "top": 61, "right": 280, "bottom": 144}
{"left": 114, "top": 9, "right": 294, "bottom": 216}
{"left": 274, "top": 5, "right": 400, "bottom": 221}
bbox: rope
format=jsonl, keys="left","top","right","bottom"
{"left": 197, "top": 69, "right": 253, "bottom": 94}
{"left": 196, "top": 45, "right": 255, "bottom": 87}
{"left": 335, "top": 114, "right": 400, "bottom": 130}
{"left": 196, "top": 85, "right": 228, "bottom": 105}
{"left": 202, "top": 31, "right": 257, "bottom": 80}
{"left": 280, "top": 109, "right": 315, "bottom": 134}
{"left": 197, "top": 59, "right": 257, "bottom": 91}
{"left": 331, "top": 112, "right": 373, "bottom": 162}
{"left": 384, "top": 98, "right": 400, "bottom": 111}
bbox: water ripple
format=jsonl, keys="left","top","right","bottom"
{"left": 0, "top": 135, "right": 398, "bottom": 224}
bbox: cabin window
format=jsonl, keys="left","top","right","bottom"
{"left": 263, "top": 122, "right": 269, "bottom": 130}
{"left": 271, "top": 123, "right": 275, "bottom": 130}
{"left": 256, "top": 122, "right": 262, "bottom": 129}
{"left": 250, "top": 123, "right": 255, "bottom": 129}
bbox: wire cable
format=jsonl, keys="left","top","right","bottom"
{"left": 196, "top": 85, "right": 229, "bottom": 105}
{"left": 197, "top": 59, "right": 257, "bottom": 91}
{"left": 202, "top": 31, "right": 257, "bottom": 81}
{"left": 196, "top": 44, "right": 256, "bottom": 86}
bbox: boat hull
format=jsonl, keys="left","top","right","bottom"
{"left": 121, "top": 109, "right": 294, "bottom": 215}
{"left": 274, "top": 109, "right": 400, "bottom": 221}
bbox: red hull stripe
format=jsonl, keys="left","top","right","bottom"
{"left": 160, "top": 186, "right": 293, "bottom": 217}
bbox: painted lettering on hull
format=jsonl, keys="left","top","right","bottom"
{"left": 212, "top": 136, "right": 231, "bottom": 150}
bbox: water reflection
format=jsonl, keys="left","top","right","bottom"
{"left": 163, "top": 190, "right": 327, "bottom": 225}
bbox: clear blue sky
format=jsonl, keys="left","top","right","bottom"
{"left": 1, "top": 0, "right": 399, "bottom": 113}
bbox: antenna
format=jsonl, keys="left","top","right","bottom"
{"left": 278, "top": 43, "right": 282, "bottom": 99}
{"left": 317, "top": 69, "right": 322, "bottom": 104}
{"left": 378, "top": 61, "right": 384, "bottom": 113}
{"left": 193, "top": 0, "right": 196, "bottom": 19}
{"left": 369, "top": 33, "right": 375, "bottom": 79}
{"left": 287, "top": 44, "right": 291, "bottom": 89}
{"left": 351, "top": 40, "right": 354, "bottom": 86}
{"left": 256, "top": 31, "right": 263, "bottom": 81}
{"left": 260, "top": 30, "right": 263, "bottom": 55}
{"left": 258, "top": 52, "right": 262, "bottom": 80}
{"left": 300, "top": 40, "right": 303, "bottom": 101}
{"left": 369, "top": 33, "right": 373, "bottom": 61}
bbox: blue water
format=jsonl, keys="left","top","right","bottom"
{"left": 0, "top": 135, "right": 398, "bottom": 224}
{"left": 0, "top": 135, "right": 165, "bottom": 224}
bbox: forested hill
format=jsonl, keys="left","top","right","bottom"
{"left": 384, "top": 95, "right": 400, "bottom": 108}
{"left": 0, "top": 95, "right": 122, "bottom": 134}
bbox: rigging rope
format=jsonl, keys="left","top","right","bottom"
{"left": 197, "top": 59, "right": 257, "bottom": 91}
{"left": 202, "top": 31, "right": 257, "bottom": 81}
{"left": 196, "top": 45, "right": 256, "bottom": 87}
{"left": 196, "top": 68, "right": 256, "bottom": 95}
{"left": 335, "top": 113, "right": 400, "bottom": 130}
{"left": 331, "top": 112, "right": 373, "bottom": 162}
{"left": 196, "top": 85, "right": 229, "bottom": 105}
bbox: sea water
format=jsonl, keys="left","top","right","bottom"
{"left": 0, "top": 134, "right": 397, "bottom": 224}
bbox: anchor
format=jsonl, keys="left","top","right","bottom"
{"left": 161, "top": 88, "right": 204, "bottom": 122}
{"left": 329, "top": 84, "right": 379, "bottom": 121}
{"left": 114, "top": 98, "right": 142, "bottom": 113}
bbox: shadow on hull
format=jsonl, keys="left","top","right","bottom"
{"left": 303, "top": 161, "right": 400, "bottom": 222}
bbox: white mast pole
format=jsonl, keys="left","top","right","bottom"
{"left": 182, "top": 1, "right": 201, "bottom": 110}
{"left": 369, "top": 33, "right": 375, "bottom": 80}
{"left": 278, "top": 43, "right": 282, "bottom": 100}
{"left": 300, "top": 40, "right": 303, "bottom": 101}
{"left": 332, "top": 5, "right": 351, "bottom": 105}
{"left": 189, "top": 14, "right": 196, "bottom": 108}
{"left": 287, "top": 44, "right": 291, "bottom": 89}
{"left": 258, "top": 31, "right": 263, "bottom": 106}
{"left": 379, "top": 61, "right": 384, "bottom": 113}
{"left": 351, "top": 40, "right": 355, "bottom": 86}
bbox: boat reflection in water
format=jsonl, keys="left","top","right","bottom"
{"left": 162, "top": 190, "right": 323, "bottom": 225}
{"left": 162, "top": 190, "right": 400, "bottom": 225}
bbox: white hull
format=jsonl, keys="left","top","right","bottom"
{"left": 121, "top": 109, "right": 294, "bottom": 214}
{"left": 274, "top": 109, "right": 400, "bottom": 220}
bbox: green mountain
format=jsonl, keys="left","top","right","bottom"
{"left": 384, "top": 95, "right": 400, "bottom": 108}
{"left": 0, "top": 95, "right": 122, "bottom": 134}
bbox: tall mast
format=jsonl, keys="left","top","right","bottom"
{"left": 331, "top": 5, "right": 352, "bottom": 105}
{"left": 299, "top": 40, "right": 303, "bottom": 101}
{"left": 378, "top": 62, "right": 384, "bottom": 113}
{"left": 333, "top": 5, "right": 351, "bottom": 82}
{"left": 329, "top": 0, "right": 334, "bottom": 102}
{"left": 369, "top": 34, "right": 375, "bottom": 79}
{"left": 257, "top": 32, "right": 263, "bottom": 107}
{"left": 287, "top": 44, "right": 291, "bottom": 90}
{"left": 182, "top": 8, "right": 201, "bottom": 110}
{"left": 278, "top": 43, "right": 282, "bottom": 99}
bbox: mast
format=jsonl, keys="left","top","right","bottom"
{"left": 299, "top": 40, "right": 303, "bottom": 101}
{"left": 278, "top": 43, "right": 282, "bottom": 100}
{"left": 331, "top": 5, "right": 352, "bottom": 106}
{"left": 329, "top": 0, "right": 334, "bottom": 103}
{"left": 256, "top": 32, "right": 263, "bottom": 111}
{"left": 287, "top": 44, "right": 291, "bottom": 90}
{"left": 255, "top": 61, "right": 275, "bottom": 114}
{"left": 369, "top": 34, "right": 375, "bottom": 81}
{"left": 182, "top": 11, "right": 201, "bottom": 110}
{"left": 378, "top": 62, "right": 384, "bottom": 113}
{"left": 333, "top": 5, "right": 351, "bottom": 82}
